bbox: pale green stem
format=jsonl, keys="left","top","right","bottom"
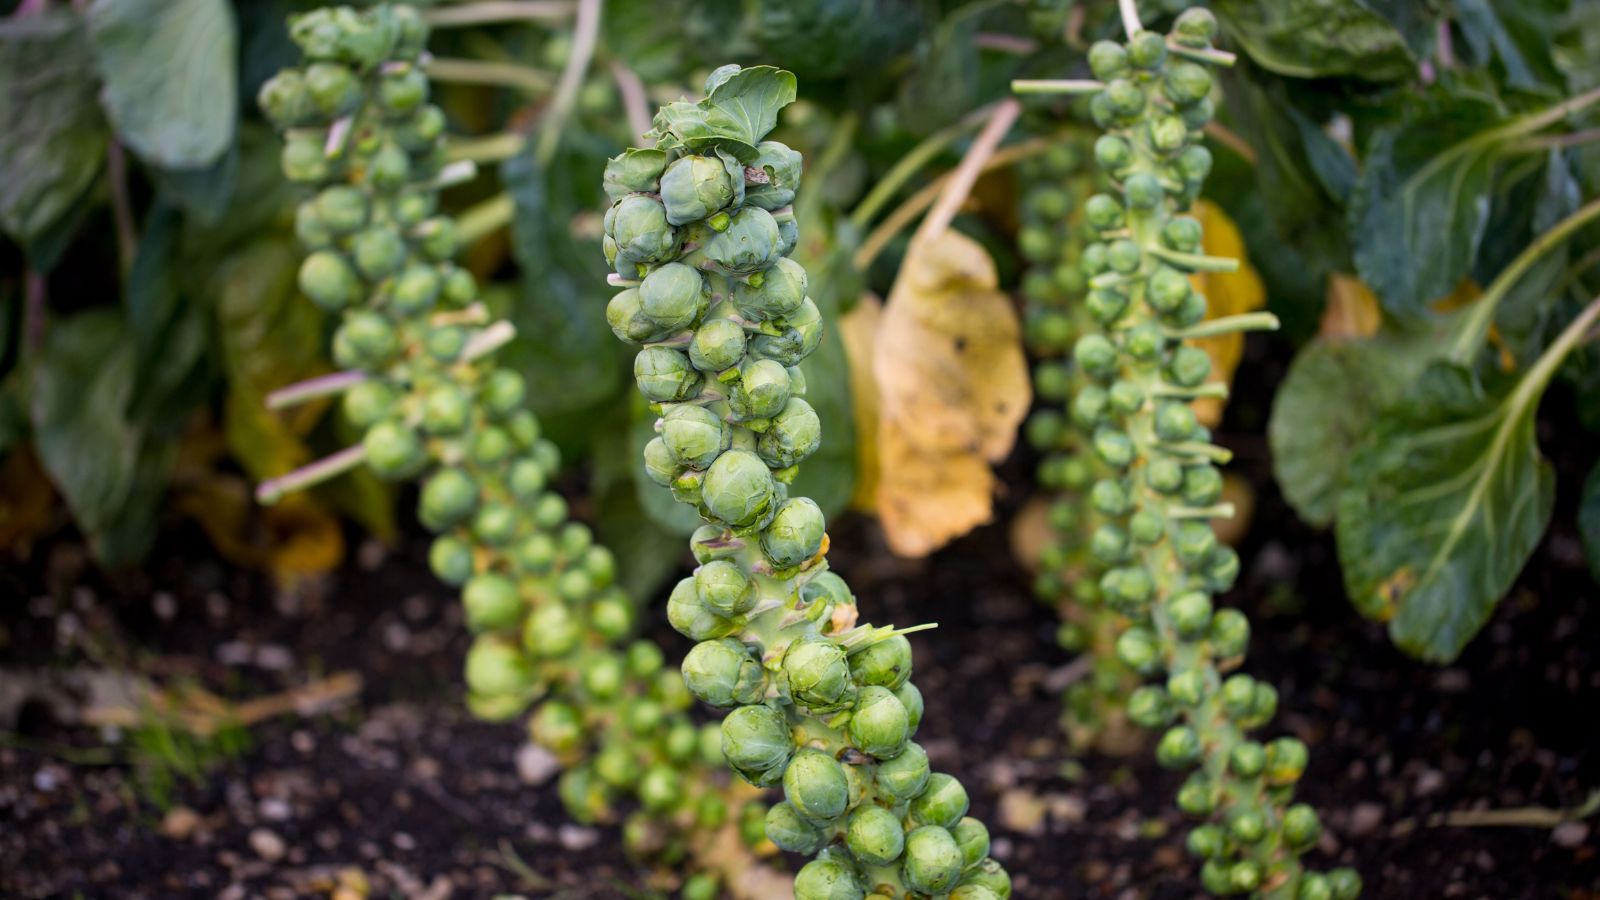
{"left": 1012, "top": 79, "right": 1106, "bottom": 96}
{"left": 534, "top": 0, "right": 602, "bottom": 165}
{"left": 457, "top": 193, "right": 515, "bottom": 245}
{"left": 447, "top": 132, "right": 527, "bottom": 164}
{"left": 424, "top": 57, "right": 554, "bottom": 94}
{"left": 423, "top": 1, "right": 572, "bottom": 27}
{"left": 849, "top": 102, "right": 999, "bottom": 231}
{"left": 256, "top": 445, "right": 367, "bottom": 504}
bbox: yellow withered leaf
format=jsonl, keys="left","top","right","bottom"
{"left": 1188, "top": 200, "right": 1266, "bottom": 427}
{"left": 870, "top": 230, "right": 1032, "bottom": 557}
{"left": 1320, "top": 273, "right": 1383, "bottom": 340}
{"left": 838, "top": 294, "right": 884, "bottom": 513}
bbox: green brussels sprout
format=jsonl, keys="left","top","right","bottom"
{"left": 682, "top": 637, "right": 765, "bottom": 708}
{"left": 761, "top": 497, "right": 825, "bottom": 568}
{"left": 304, "top": 62, "right": 361, "bottom": 116}
{"left": 702, "top": 449, "right": 775, "bottom": 528}
{"left": 782, "top": 636, "right": 852, "bottom": 712}
{"left": 633, "top": 346, "right": 702, "bottom": 402}
{"left": 1124, "top": 322, "right": 1166, "bottom": 361}
{"left": 298, "top": 251, "right": 359, "bottom": 311}
{"left": 951, "top": 817, "right": 990, "bottom": 868}
{"left": 958, "top": 858, "right": 1012, "bottom": 899}
{"left": 667, "top": 576, "right": 736, "bottom": 642}
{"left": 637, "top": 763, "right": 683, "bottom": 813}
{"left": 757, "top": 398, "right": 822, "bottom": 469}
{"left": 531, "top": 491, "right": 568, "bottom": 529}
{"left": 672, "top": 467, "right": 706, "bottom": 505}
{"left": 594, "top": 741, "right": 641, "bottom": 788}
{"left": 783, "top": 749, "right": 849, "bottom": 823}
{"left": 580, "top": 651, "right": 626, "bottom": 701}
{"left": 281, "top": 133, "right": 329, "bottom": 183}
{"left": 846, "top": 685, "right": 910, "bottom": 760}
{"left": 694, "top": 559, "right": 755, "bottom": 617}
{"left": 823, "top": 807, "right": 893, "bottom": 870}
{"left": 557, "top": 764, "right": 612, "bottom": 824}
{"left": 723, "top": 701, "right": 796, "bottom": 784}
{"left": 1327, "top": 867, "right": 1362, "bottom": 900}
{"left": 792, "top": 857, "right": 865, "bottom": 900}
{"left": 440, "top": 266, "right": 475, "bottom": 307}
{"left": 1209, "top": 608, "right": 1251, "bottom": 659}
{"left": 394, "top": 104, "right": 446, "bottom": 153}
{"left": 602, "top": 147, "right": 669, "bottom": 201}
{"left": 733, "top": 256, "right": 808, "bottom": 321}
{"left": 367, "top": 140, "right": 411, "bottom": 189}
{"left": 605, "top": 288, "right": 664, "bottom": 344}
{"left": 464, "top": 636, "right": 533, "bottom": 696}
{"left": 744, "top": 141, "right": 802, "bottom": 210}
{"left": 1166, "top": 344, "right": 1212, "bottom": 387}
{"left": 340, "top": 377, "right": 396, "bottom": 429}
{"left": 512, "top": 532, "right": 556, "bottom": 574}
{"left": 660, "top": 154, "right": 738, "bottom": 225}
{"left": 376, "top": 67, "right": 428, "bottom": 116}
{"left": 730, "top": 358, "right": 792, "bottom": 419}
{"left": 706, "top": 206, "right": 782, "bottom": 274}
{"left": 463, "top": 573, "right": 522, "bottom": 633}
{"left": 258, "top": 70, "right": 314, "bottom": 128}
{"left": 428, "top": 535, "right": 474, "bottom": 586}
{"left": 391, "top": 263, "right": 441, "bottom": 315}
{"left": 529, "top": 700, "right": 583, "bottom": 755}
{"left": 902, "top": 825, "right": 963, "bottom": 894}
{"left": 639, "top": 262, "right": 707, "bottom": 331}
{"left": 642, "top": 436, "right": 679, "bottom": 487}
{"left": 689, "top": 317, "right": 747, "bottom": 372}
{"left": 849, "top": 633, "right": 912, "bottom": 690}
{"left": 1088, "top": 40, "right": 1129, "bottom": 80}
{"left": 1173, "top": 6, "right": 1219, "bottom": 46}
{"left": 592, "top": 591, "right": 634, "bottom": 642}
{"left": 1156, "top": 725, "right": 1203, "bottom": 769}
{"left": 524, "top": 602, "right": 581, "bottom": 658}
{"left": 334, "top": 311, "right": 398, "bottom": 368}
{"left": 480, "top": 369, "right": 526, "bottom": 418}
{"left": 767, "top": 801, "right": 827, "bottom": 854}
{"left": 950, "top": 887, "right": 1002, "bottom": 900}
{"left": 419, "top": 467, "right": 477, "bottom": 529}
{"left": 1103, "top": 78, "right": 1145, "bottom": 119}
{"left": 661, "top": 404, "right": 730, "bottom": 469}
{"left": 876, "top": 742, "right": 931, "bottom": 802}
{"left": 606, "top": 195, "right": 680, "bottom": 270}
{"left": 1182, "top": 464, "right": 1224, "bottom": 506}
{"left": 362, "top": 420, "right": 426, "bottom": 479}
{"left": 750, "top": 298, "right": 823, "bottom": 366}
{"left": 349, "top": 226, "right": 405, "bottom": 280}
{"left": 910, "top": 772, "right": 970, "bottom": 829}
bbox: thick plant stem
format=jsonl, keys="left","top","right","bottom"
{"left": 1028, "top": 11, "right": 1360, "bottom": 900}
{"left": 257, "top": 8, "right": 769, "bottom": 897}
{"left": 601, "top": 66, "right": 1012, "bottom": 900}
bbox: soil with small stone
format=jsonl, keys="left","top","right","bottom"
{"left": 3, "top": 334, "right": 1597, "bottom": 899}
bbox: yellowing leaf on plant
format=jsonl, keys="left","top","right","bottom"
{"left": 838, "top": 294, "right": 884, "bottom": 513}
{"left": 1319, "top": 274, "right": 1382, "bottom": 341}
{"left": 1188, "top": 200, "right": 1265, "bottom": 427}
{"left": 1007, "top": 496, "right": 1054, "bottom": 573}
{"left": 871, "top": 229, "right": 1031, "bottom": 557}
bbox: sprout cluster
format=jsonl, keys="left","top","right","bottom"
{"left": 603, "top": 66, "right": 1010, "bottom": 900}
{"left": 1036, "top": 13, "right": 1360, "bottom": 898}
{"left": 1016, "top": 139, "right": 1143, "bottom": 752}
{"left": 259, "top": 8, "right": 761, "bottom": 894}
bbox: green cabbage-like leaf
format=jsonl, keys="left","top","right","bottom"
{"left": 1212, "top": 0, "right": 1416, "bottom": 81}
{"left": 647, "top": 65, "right": 796, "bottom": 162}
{"left": 1335, "top": 361, "right": 1554, "bottom": 662}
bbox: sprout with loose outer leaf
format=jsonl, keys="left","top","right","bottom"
{"left": 660, "top": 154, "right": 738, "bottom": 225}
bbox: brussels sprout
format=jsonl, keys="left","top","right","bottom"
{"left": 605, "top": 288, "right": 662, "bottom": 344}
{"left": 1088, "top": 40, "right": 1129, "bottom": 80}
{"left": 660, "top": 154, "right": 738, "bottom": 225}
{"left": 730, "top": 358, "right": 792, "bottom": 419}
{"left": 702, "top": 449, "right": 775, "bottom": 528}
{"left": 606, "top": 195, "right": 680, "bottom": 271}
{"left": 849, "top": 634, "right": 912, "bottom": 689}
{"left": 428, "top": 535, "right": 474, "bottom": 586}
{"left": 667, "top": 577, "right": 737, "bottom": 642}
{"left": 661, "top": 404, "right": 730, "bottom": 470}
{"left": 951, "top": 817, "right": 990, "bottom": 868}
{"left": 1157, "top": 725, "right": 1203, "bottom": 769}
{"left": 876, "top": 742, "right": 931, "bottom": 802}
{"left": 695, "top": 559, "right": 756, "bottom": 617}
{"left": 602, "top": 147, "right": 669, "bottom": 201}
{"left": 298, "top": 251, "right": 359, "bottom": 311}
{"left": 304, "top": 62, "right": 361, "bottom": 116}
{"left": 419, "top": 467, "right": 477, "bottom": 529}
{"left": 844, "top": 804, "right": 904, "bottom": 866}
{"left": 902, "top": 825, "right": 963, "bottom": 894}
{"left": 464, "top": 636, "right": 534, "bottom": 697}
{"left": 633, "top": 346, "right": 702, "bottom": 402}
{"left": 847, "top": 685, "right": 910, "bottom": 760}
{"left": 782, "top": 749, "right": 849, "bottom": 823}
{"left": 950, "top": 887, "right": 1002, "bottom": 900}
{"left": 733, "top": 257, "right": 807, "bottom": 324}
{"left": 782, "top": 636, "right": 852, "bottom": 712}
{"left": 792, "top": 857, "right": 865, "bottom": 900}
{"left": 463, "top": 573, "right": 522, "bottom": 633}
{"left": 642, "top": 436, "right": 679, "bottom": 487}
{"left": 392, "top": 263, "right": 442, "bottom": 315}
{"left": 910, "top": 772, "right": 970, "bottom": 828}
{"left": 896, "top": 681, "right": 924, "bottom": 733}
{"left": 362, "top": 420, "right": 426, "bottom": 479}
{"left": 761, "top": 497, "right": 825, "bottom": 568}
{"left": 639, "top": 262, "right": 707, "bottom": 331}
{"left": 744, "top": 141, "right": 803, "bottom": 210}
{"left": 706, "top": 206, "right": 782, "bottom": 274}
{"left": 757, "top": 398, "right": 822, "bottom": 470}
{"left": 682, "top": 637, "right": 765, "bottom": 708}
{"left": 720, "top": 701, "right": 793, "bottom": 784}
{"left": 523, "top": 602, "right": 581, "bottom": 658}
{"left": 689, "top": 317, "right": 747, "bottom": 372}
{"left": 767, "top": 801, "right": 827, "bottom": 854}
{"left": 529, "top": 700, "right": 583, "bottom": 755}
{"left": 750, "top": 298, "right": 823, "bottom": 366}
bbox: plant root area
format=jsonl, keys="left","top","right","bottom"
{"left": 3, "top": 361, "right": 1597, "bottom": 900}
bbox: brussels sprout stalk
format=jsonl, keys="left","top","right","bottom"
{"left": 605, "top": 66, "right": 1011, "bottom": 900}
{"left": 259, "top": 8, "right": 771, "bottom": 896}
{"left": 1021, "top": 10, "right": 1359, "bottom": 898}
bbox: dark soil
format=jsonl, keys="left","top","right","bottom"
{"left": 3, "top": 334, "right": 1598, "bottom": 900}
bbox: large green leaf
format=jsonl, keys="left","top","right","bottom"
{"left": 751, "top": 0, "right": 923, "bottom": 82}
{"left": 0, "top": 10, "right": 108, "bottom": 246}
{"left": 1212, "top": 0, "right": 1416, "bottom": 81}
{"left": 1348, "top": 86, "right": 1509, "bottom": 316}
{"left": 1335, "top": 360, "right": 1555, "bottom": 662}
{"left": 87, "top": 0, "right": 238, "bottom": 169}
{"left": 649, "top": 66, "right": 796, "bottom": 161}
{"left": 30, "top": 310, "right": 176, "bottom": 564}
